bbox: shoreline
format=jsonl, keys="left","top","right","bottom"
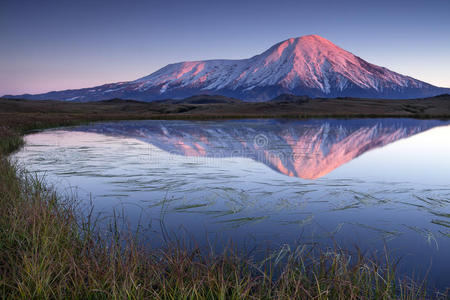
{"left": 1, "top": 95, "right": 450, "bottom": 127}
{"left": 1, "top": 103, "right": 449, "bottom": 298}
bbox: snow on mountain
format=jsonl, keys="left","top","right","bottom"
{"left": 5, "top": 35, "right": 448, "bottom": 101}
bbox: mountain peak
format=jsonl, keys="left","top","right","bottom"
{"left": 7, "top": 36, "right": 447, "bottom": 102}
{"left": 281, "top": 35, "right": 337, "bottom": 49}
{"left": 263, "top": 34, "right": 343, "bottom": 63}
{"left": 259, "top": 34, "right": 381, "bottom": 93}
{"left": 268, "top": 34, "right": 336, "bottom": 52}
{"left": 292, "top": 34, "right": 331, "bottom": 42}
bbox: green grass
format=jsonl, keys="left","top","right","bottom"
{"left": 0, "top": 121, "right": 448, "bottom": 299}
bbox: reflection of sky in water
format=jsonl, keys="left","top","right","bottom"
{"left": 12, "top": 119, "right": 450, "bottom": 289}
{"left": 332, "top": 125, "right": 450, "bottom": 185}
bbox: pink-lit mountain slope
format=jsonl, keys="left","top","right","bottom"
{"left": 7, "top": 35, "right": 448, "bottom": 101}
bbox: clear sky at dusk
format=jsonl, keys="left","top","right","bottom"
{"left": 1, "top": 0, "right": 449, "bottom": 95}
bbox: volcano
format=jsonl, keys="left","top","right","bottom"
{"left": 6, "top": 35, "right": 448, "bottom": 102}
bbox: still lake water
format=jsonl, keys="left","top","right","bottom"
{"left": 13, "top": 119, "right": 450, "bottom": 288}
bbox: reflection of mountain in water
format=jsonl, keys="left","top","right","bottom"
{"left": 72, "top": 119, "right": 448, "bottom": 179}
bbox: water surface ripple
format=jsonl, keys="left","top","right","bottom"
{"left": 13, "top": 118, "right": 450, "bottom": 288}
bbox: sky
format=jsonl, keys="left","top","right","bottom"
{"left": 1, "top": 0, "right": 449, "bottom": 95}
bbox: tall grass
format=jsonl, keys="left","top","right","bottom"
{"left": 0, "top": 127, "right": 23, "bottom": 154}
{"left": 0, "top": 124, "right": 447, "bottom": 299}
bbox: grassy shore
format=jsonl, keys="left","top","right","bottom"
{"left": 0, "top": 114, "right": 448, "bottom": 298}
{"left": 1, "top": 94, "right": 450, "bottom": 124}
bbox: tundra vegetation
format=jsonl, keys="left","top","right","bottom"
{"left": 1, "top": 96, "right": 449, "bottom": 299}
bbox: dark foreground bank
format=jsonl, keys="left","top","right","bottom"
{"left": 0, "top": 115, "right": 449, "bottom": 299}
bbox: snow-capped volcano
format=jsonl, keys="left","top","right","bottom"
{"left": 6, "top": 35, "right": 448, "bottom": 101}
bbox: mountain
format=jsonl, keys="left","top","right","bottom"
{"left": 68, "top": 119, "right": 449, "bottom": 179}
{"left": 5, "top": 35, "right": 449, "bottom": 102}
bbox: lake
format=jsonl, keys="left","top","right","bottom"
{"left": 13, "top": 118, "right": 450, "bottom": 289}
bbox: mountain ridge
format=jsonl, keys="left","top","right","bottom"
{"left": 5, "top": 35, "right": 449, "bottom": 102}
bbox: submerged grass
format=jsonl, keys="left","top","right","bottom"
{"left": 0, "top": 121, "right": 448, "bottom": 299}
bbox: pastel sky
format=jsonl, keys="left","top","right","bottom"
{"left": 1, "top": 0, "right": 449, "bottom": 96}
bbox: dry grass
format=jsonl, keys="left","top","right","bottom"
{"left": 1, "top": 95, "right": 450, "bottom": 125}
{"left": 0, "top": 163, "right": 433, "bottom": 299}
{"left": 0, "top": 113, "right": 448, "bottom": 299}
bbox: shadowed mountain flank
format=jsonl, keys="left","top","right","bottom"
{"left": 6, "top": 35, "right": 448, "bottom": 102}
